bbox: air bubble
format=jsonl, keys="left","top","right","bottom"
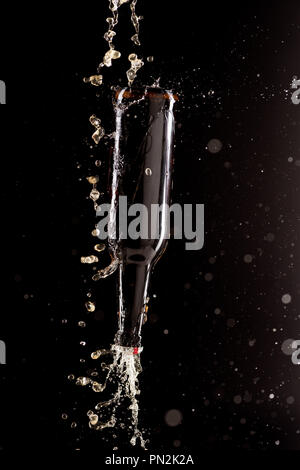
{"left": 281, "top": 293, "right": 292, "bottom": 304}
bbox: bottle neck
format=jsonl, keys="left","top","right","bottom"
{"left": 115, "top": 261, "right": 151, "bottom": 347}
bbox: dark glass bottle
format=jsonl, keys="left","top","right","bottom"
{"left": 108, "top": 87, "right": 177, "bottom": 347}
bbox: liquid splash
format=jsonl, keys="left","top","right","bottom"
{"left": 127, "top": 53, "right": 144, "bottom": 86}
{"left": 75, "top": 345, "right": 147, "bottom": 448}
{"left": 84, "top": 0, "right": 144, "bottom": 87}
{"left": 80, "top": 255, "right": 99, "bottom": 264}
{"left": 83, "top": 74, "right": 103, "bottom": 86}
{"left": 92, "top": 256, "right": 119, "bottom": 281}
{"left": 73, "top": 1, "right": 158, "bottom": 450}
{"left": 74, "top": 86, "right": 176, "bottom": 448}
{"left": 83, "top": 0, "right": 146, "bottom": 278}
{"left": 89, "top": 115, "right": 105, "bottom": 145}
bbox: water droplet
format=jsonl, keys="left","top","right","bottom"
{"left": 126, "top": 53, "right": 144, "bottom": 85}
{"left": 92, "top": 228, "right": 100, "bottom": 237}
{"left": 131, "top": 33, "right": 140, "bottom": 45}
{"left": 233, "top": 395, "right": 242, "bottom": 404}
{"left": 129, "top": 53, "right": 137, "bottom": 61}
{"left": 78, "top": 321, "right": 86, "bottom": 328}
{"left": 106, "top": 17, "right": 114, "bottom": 26}
{"left": 264, "top": 232, "right": 275, "bottom": 242}
{"left": 85, "top": 301, "right": 96, "bottom": 312}
{"left": 281, "top": 293, "right": 292, "bottom": 304}
{"left": 92, "top": 128, "right": 105, "bottom": 144}
{"left": 76, "top": 376, "right": 90, "bottom": 386}
{"left": 92, "top": 381, "right": 104, "bottom": 393}
{"left": 287, "top": 396, "right": 295, "bottom": 404}
{"left": 147, "top": 56, "right": 154, "bottom": 62}
{"left": 92, "top": 258, "right": 119, "bottom": 280}
{"left": 127, "top": 69, "right": 136, "bottom": 82}
{"left": 89, "top": 413, "right": 99, "bottom": 425}
{"left": 207, "top": 138, "right": 223, "bottom": 154}
{"left": 89, "top": 189, "right": 100, "bottom": 202}
{"left": 281, "top": 338, "right": 297, "bottom": 355}
{"left": 94, "top": 243, "right": 106, "bottom": 252}
{"left": 164, "top": 409, "right": 182, "bottom": 427}
{"left": 204, "top": 272, "right": 213, "bottom": 281}
{"left": 84, "top": 75, "right": 103, "bottom": 86}
{"left": 89, "top": 116, "right": 105, "bottom": 144}
{"left": 91, "top": 350, "right": 101, "bottom": 360}
{"left": 103, "top": 31, "right": 116, "bottom": 42}
{"left": 111, "top": 50, "right": 121, "bottom": 59}
{"left": 89, "top": 115, "right": 102, "bottom": 128}
{"left": 145, "top": 168, "right": 152, "bottom": 176}
{"left": 80, "top": 255, "right": 99, "bottom": 264}
{"left": 102, "top": 48, "right": 121, "bottom": 67}
{"left": 86, "top": 175, "right": 99, "bottom": 184}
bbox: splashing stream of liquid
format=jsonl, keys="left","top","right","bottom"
{"left": 84, "top": 0, "right": 144, "bottom": 87}
{"left": 73, "top": 0, "right": 163, "bottom": 449}
{"left": 75, "top": 345, "right": 147, "bottom": 448}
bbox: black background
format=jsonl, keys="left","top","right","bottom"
{"left": 1, "top": 0, "right": 300, "bottom": 461}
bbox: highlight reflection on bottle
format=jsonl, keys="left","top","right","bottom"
{"left": 107, "top": 87, "right": 177, "bottom": 347}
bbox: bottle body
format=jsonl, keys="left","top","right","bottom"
{"left": 109, "top": 87, "right": 176, "bottom": 347}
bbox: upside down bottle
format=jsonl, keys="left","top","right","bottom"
{"left": 108, "top": 86, "right": 177, "bottom": 348}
